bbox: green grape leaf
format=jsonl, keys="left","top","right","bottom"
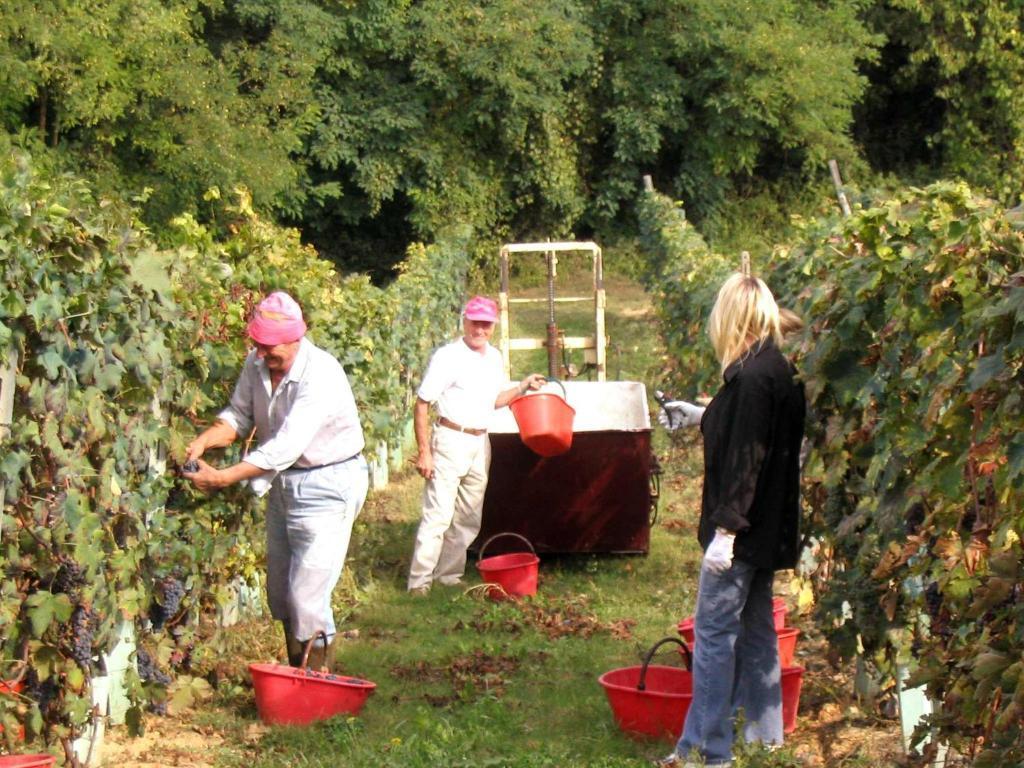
{"left": 25, "top": 592, "right": 74, "bottom": 637}
{"left": 967, "top": 354, "right": 1006, "bottom": 392}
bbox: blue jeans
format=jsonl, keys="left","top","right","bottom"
{"left": 674, "top": 558, "right": 783, "bottom": 764}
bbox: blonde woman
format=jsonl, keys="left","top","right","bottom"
{"left": 658, "top": 273, "right": 806, "bottom": 768}
{"left": 658, "top": 306, "right": 804, "bottom": 430}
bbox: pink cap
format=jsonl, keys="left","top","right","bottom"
{"left": 247, "top": 291, "right": 307, "bottom": 345}
{"left": 463, "top": 295, "right": 498, "bottom": 323}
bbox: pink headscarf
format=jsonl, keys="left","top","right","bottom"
{"left": 247, "top": 291, "right": 307, "bottom": 345}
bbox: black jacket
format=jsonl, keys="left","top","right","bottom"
{"left": 698, "top": 338, "right": 806, "bottom": 570}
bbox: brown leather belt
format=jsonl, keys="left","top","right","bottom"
{"left": 437, "top": 416, "right": 486, "bottom": 436}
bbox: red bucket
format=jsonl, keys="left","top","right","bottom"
{"left": 676, "top": 596, "right": 787, "bottom": 642}
{"left": 676, "top": 618, "right": 799, "bottom": 667}
{"left": 772, "top": 597, "right": 787, "bottom": 629}
{"left": 0, "top": 758, "right": 56, "bottom": 767}
{"left": 599, "top": 638, "right": 693, "bottom": 742}
{"left": 249, "top": 632, "right": 375, "bottom": 725}
{"left": 777, "top": 627, "right": 800, "bottom": 668}
{"left": 781, "top": 665, "right": 804, "bottom": 734}
{"left": 676, "top": 617, "right": 694, "bottom": 646}
{"left": 475, "top": 532, "right": 539, "bottom": 600}
{"left": 509, "top": 380, "right": 575, "bottom": 457}
{"left": 0, "top": 679, "right": 26, "bottom": 742}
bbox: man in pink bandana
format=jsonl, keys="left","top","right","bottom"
{"left": 407, "top": 296, "right": 545, "bottom": 594}
{"left": 183, "top": 291, "right": 367, "bottom": 669}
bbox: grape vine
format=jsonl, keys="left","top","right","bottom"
{"left": 641, "top": 181, "right": 1024, "bottom": 765}
{"left": 0, "top": 143, "right": 471, "bottom": 758}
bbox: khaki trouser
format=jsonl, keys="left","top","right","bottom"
{"left": 407, "top": 428, "right": 490, "bottom": 590}
{"left": 265, "top": 456, "right": 368, "bottom": 643}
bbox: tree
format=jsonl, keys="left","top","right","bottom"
{"left": 580, "top": 0, "right": 879, "bottom": 230}
{"left": 0, "top": 0, "right": 316, "bottom": 225}
{"left": 293, "top": 0, "right": 595, "bottom": 276}
{"left": 858, "top": 0, "right": 1024, "bottom": 204}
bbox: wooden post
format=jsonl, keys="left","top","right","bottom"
{"left": 740, "top": 251, "right": 751, "bottom": 277}
{"left": 642, "top": 174, "right": 654, "bottom": 193}
{"left": 828, "top": 159, "right": 852, "bottom": 217}
{"left": 0, "top": 347, "right": 18, "bottom": 533}
{"left": 593, "top": 245, "right": 606, "bottom": 382}
{"left": 498, "top": 248, "right": 512, "bottom": 380}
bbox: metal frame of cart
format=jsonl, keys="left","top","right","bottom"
{"left": 497, "top": 241, "right": 606, "bottom": 381}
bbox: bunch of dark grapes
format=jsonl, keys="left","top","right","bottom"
{"left": 181, "top": 460, "right": 199, "bottom": 474}
{"left": 68, "top": 605, "right": 95, "bottom": 667}
{"left": 924, "top": 581, "right": 941, "bottom": 618}
{"left": 164, "top": 486, "right": 186, "bottom": 511}
{"left": 136, "top": 648, "right": 171, "bottom": 686}
{"left": 24, "top": 670, "right": 60, "bottom": 719}
{"left": 924, "top": 581, "right": 951, "bottom": 638}
{"left": 150, "top": 577, "right": 187, "bottom": 631}
{"left": 52, "top": 558, "right": 87, "bottom": 600}
{"left": 821, "top": 486, "right": 848, "bottom": 528}
{"left": 136, "top": 648, "right": 172, "bottom": 714}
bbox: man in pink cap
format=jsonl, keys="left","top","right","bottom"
{"left": 407, "top": 295, "right": 544, "bottom": 594}
{"left": 183, "top": 291, "right": 368, "bottom": 669}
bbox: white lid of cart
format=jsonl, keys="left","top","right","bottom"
{"left": 489, "top": 380, "right": 651, "bottom": 434}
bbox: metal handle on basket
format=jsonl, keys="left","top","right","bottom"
{"left": 514, "top": 377, "right": 567, "bottom": 402}
{"left": 298, "top": 629, "right": 331, "bottom": 672}
{"left": 637, "top": 636, "right": 692, "bottom": 691}
{"left": 477, "top": 531, "right": 536, "bottom": 561}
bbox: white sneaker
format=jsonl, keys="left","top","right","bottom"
{"left": 654, "top": 756, "right": 728, "bottom": 768}
{"left": 653, "top": 755, "right": 701, "bottom": 768}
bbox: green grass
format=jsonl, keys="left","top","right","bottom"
{"left": 194, "top": 442, "right": 813, "bottom": 768}
{"left": 199, "top": 460, "right": 713, "bottom": 768}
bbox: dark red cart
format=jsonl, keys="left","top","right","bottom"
{"left": 478, "top": 381, "right": 656, "bottom": 554}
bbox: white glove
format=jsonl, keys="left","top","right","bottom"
{"left": 703, "top": 529, "right": 735, "bottom": 573}
{"left": 657, "top": 400, "right": 705, "bottom": 431}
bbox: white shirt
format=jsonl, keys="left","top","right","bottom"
{"left": 417, "top": 338, "right": 504, "bottom": 430}
{"left": 219, "top": 338, "right": 365, "bottom": 481}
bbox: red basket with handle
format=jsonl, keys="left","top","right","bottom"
{"left": 249, "top": 632, "right": 376, "bottom": 726}
{"left": 508, "top": 379, "right": 575, "bottom": 457}
{"left": 599, "top": 637, "right": 694, "bottom": 742}
{"left": 475, "top": 532, "right": 539, "bottom": 600}
{"left": 677, "top": 617, "right": 800, "bottom": 667}
{"left": 781, "top": 665, "right": 804, "bottom": 734}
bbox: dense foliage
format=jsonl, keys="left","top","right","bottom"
{"left": 0, "top": 0, "right": 893, "bottom": 265}
{"left": 3, "top": 1, "right": 1023, "bottom": 270}
{"left": 587, "top": 0, "right": 878, "bottom": 228}
{"left": 774, "top": 185, "right": 1024, "bottom": 766}
{"left": 0, "top": 0, "right": 314, "bottom": 225}
{"left": 642, "top": 183, "right": 1024, "bottom": 764}
{"left": 857, "top": 0, "right": 1024, "bottom": 203}
{"left": 0, "top": 144, "right": 236, "bottom": 759}
{"left": 0, "top": 146, "right": 468, "bottom": 760}
{"left": 635, "top": 192, "right": 732, "bottom": 396}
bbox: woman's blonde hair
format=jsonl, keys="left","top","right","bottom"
{"left": 708, "top": 272, "right": 782, "bottom": 372}
{"left": 778, "top": 307, "right": 804, "bottom": 337}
